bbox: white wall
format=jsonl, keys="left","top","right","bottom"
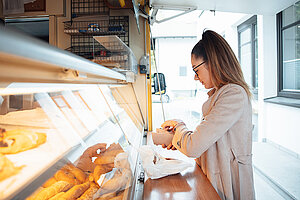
{"left": 264, "top": 103, "right": 300, "bottom": 154}
{"left": 155, "top": 37, "right": 198, "bottom": 92}
{"left": 258, "top": 14, "right": 300, "bottom": 155}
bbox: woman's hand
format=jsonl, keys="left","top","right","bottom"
{"left": 162, "top": 143, "right": 177, "bottom": 150}
{"left": 83, "top": 143, "right": 107, "bottom": 157}
{"left": 161, "top": 119, "right": 185, "bottom": 132}
{"left": 76, "top": 143, "right": 107, "bottom": 172}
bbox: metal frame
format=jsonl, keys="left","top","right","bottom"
{"left": 237, "top": 15, "right": 258, "bottom": 90}
{"left": 0, "top": 26, "right": 126, "bottom": 84}
{"left": 149, "top": 4, "right": 197, "bottom": 25}
{"left": 277, "top": 11, "right": 300, "bottom": 99}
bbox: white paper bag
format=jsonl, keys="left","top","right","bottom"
{"left": 138, "top": 145, "right": 193, "bottom": 179}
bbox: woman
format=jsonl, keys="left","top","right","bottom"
{"left": 161, "top": 30, "right": 255, "bottom": 200}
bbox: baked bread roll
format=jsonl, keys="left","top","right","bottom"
{"left": 61, "top": 181, "right": 90, "bottom": 200}
{"left": 111, "top": 190, "right": 125, "bottom": 200}
{"left": 77, "top": 182, "right": 99, "bottom": 200}
{"left": 26, "top": 187, "right": 44, "bottom": 200}
{"left": 0, "top": 153, "right": 24, "bottom": 181}
{"left": 62, "top": 163, "right": 86, "bottom": 183}
{"left": 33, "top": 181, "right": 73, "bottom": 200}
{"left": 94, "top": 143, "right": 123, "bottom": 165}
{"left": 93, "top": 164, "right": 114, "bottom": 182}
{"left": 94, "top": 191, "right": 116, "bottom": 200}
{"left": 48, "top": 192, "right": 65, "bottom": 200}
{"left": 54, "top": 168, "right": 81, "bottom": 185}
{"left": 43, "top": 177, "right": 57, "bottom": 187}
{"left": 0, "top": 129, "right": 47, "bottom": 154}
{"left": 94, "top": 168, "right": 131, "bottom": 198}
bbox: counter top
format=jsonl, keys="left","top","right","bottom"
{"left": 143, "top": 160, "right": 221, "bottom": 200}
{"left": 143, "top": 132, "right": 220, "bottom": 200}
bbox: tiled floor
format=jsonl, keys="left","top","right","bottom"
{"left": 254, "top": 170, "right": 285, "bottom": 200}
{"left": 253, "top": 142, "right": 300, "bottom": 200}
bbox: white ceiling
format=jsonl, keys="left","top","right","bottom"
{"left": 150, "top": 0, "right": 298, "bottom": 15}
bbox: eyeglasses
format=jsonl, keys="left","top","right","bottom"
{"left": 192, "top": 61, "right": 206, "bottom": 76}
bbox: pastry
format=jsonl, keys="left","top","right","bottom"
{"left": 43, "top": 177, "right": 57, "bottom": 187}
{"left": 26, "top": 187, "right": 44, "bottom": 200}
{"left": 48, "top": 192, "right": 65, "bottom": 200}
{"left": 0, "top": 129, "right": 47, "bottom": 154}
{"left": 62, "top": 163, "right": 86, "bottom": 183}
{"left": 54, "top": 168, "right": 81, "bottom": 185}
{"left": 32, "top": 181, "right": 73, "bottom": 200}
{"left": 0, "top": 153, "right": 24, "bottom": 181}
{"left": 94, "top": 168, "right": 131, "bottom": 198}
{"left": 93, "top": 164, "right": 114, "bottom": 182}
{"left": 95, "top": 192, "right": 116, "bottom": 200}
{"left": 111, "top": 190, "right": 125, "bottom": 200}
{"left": 60, "top": 181, "right": 90, "bottom": 200}
{"left": 77, "top": 182, "right": 99, "bottom": 200}
{"left": 94, "top": 143, "right": 123, "bottom": 165}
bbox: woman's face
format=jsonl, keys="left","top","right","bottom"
{"left": 191, "top": 54, "right": 214, "bottom": 89}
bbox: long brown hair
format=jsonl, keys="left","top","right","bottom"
{"left": 192, "top": 30, "right": 252, "bottom": 98}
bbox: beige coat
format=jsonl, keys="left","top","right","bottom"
{"left": 172, "top": 84, "right": 255, "bottom": 200}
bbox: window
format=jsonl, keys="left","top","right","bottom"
{"left": 179, "top": 66, "right": 187, "bottom": 76}
{"left": 277, "top": 2, "right": 300, "bottom": 99}
{"left": 238, "top": 16, "right": 258, "bottom": 99}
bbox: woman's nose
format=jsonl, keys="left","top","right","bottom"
{"left": 194, "top": 74, "right": 199, "bottom": 80}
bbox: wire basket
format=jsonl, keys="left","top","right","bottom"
{"left": 64, "top": 16, "right": 129, "bottom": 45}
{"left": 71, "top": 0, "right": 109, "bottom": 18}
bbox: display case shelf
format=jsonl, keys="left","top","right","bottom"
{"left": 0, "top": 26, "right": 126, "bottom": 84}
{"left": 94, "top": 35, "right": 138, "bottom": 76}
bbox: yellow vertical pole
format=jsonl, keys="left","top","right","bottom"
{"left": 145, "top": 6, "right": 152, "bottom": 131}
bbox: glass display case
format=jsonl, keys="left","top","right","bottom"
{"left": 0, "top": 26, "right": 144, "bottom": 200}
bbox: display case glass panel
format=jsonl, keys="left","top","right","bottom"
{"left": 0, "top": 83, "right": 143, "bottom": 200}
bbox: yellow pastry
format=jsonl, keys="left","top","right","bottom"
{"left": 0, "top": 153, "right": 24, "bottom": 181}
{"left": 29, "top": 181, "right": 73, "bottom": 200}
{"left": 62, "top": 163, "right": 86, "bottom": 183}
{"left": 54, "top": 168, "right": 81, "bottom": 185}
{"left": 60, "top": 181, "right": 90, "bottom": 200}
{"left": 0, "top": 129, "right": 47, "bottom": 154}
{"left": 77, "top": 182, "right": 99, "bottom": 200}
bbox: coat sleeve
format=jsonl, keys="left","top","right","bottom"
{"left": 172, "top": 86, "right": 247, "bottom": 158}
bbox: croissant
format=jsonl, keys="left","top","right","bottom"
{"left": 0, "top": 153, "right": 24, "bottom": 181}
{"left": 0, "top": 129, "right": 47, "bottom": 154}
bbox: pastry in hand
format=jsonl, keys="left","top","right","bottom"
{"left": 0, "top": 129, "right": 47, "bottom": 154}
{"left": 93, "top": 164, "right": 114, "bottom": 182}
{"left": 94, "top": 143, "right": 123, "bottom": 165}
{"left": 0, "top": 153, "right": 24, "bottom": 181}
